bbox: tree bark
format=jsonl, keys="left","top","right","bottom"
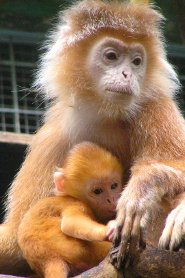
{"left": 124, "top": 246, "right": 185, "bottom": 278}
{"left": 73, "top": 246, "right": 185, "bottom": 278}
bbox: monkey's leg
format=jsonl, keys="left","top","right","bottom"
{"left": 44, "top": 259, "right": 69, "bottom": 278}
{"left": 0, "top": 224, "right": 31, "bottom": 275}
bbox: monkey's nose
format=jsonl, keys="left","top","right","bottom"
{"left": 122, "top": 71, "right": 127, "bottom": 78}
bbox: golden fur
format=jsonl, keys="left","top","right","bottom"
{"left": 0, "top": 0, "right": 184, "bottom": 273}
{"left": 18, "top": 142, "right": 122, "bottom": 277}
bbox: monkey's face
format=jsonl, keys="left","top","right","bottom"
{"left": 86, "top": 176, "right": 122, "bottom": 223}
{"left": 87, "top": 37, "right": 146, "bottom": 106}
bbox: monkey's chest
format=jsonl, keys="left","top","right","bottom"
{"left": 85, "top": 122, "right": 130, "bottom": 167}
{"left": 66, "top": 114, "right": 131, "bottom": 169}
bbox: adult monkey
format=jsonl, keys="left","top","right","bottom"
{"left": 1, "top": 0, "right": 185, "bottom": 274}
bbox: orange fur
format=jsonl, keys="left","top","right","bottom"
{"left": 0, "top": 0, "right": 184, "bottom": 273}
{"left": 17, "top": 142, "right": 123, "bottom": 277}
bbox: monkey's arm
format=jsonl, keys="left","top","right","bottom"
{"left": 112, "top": 160, "right": 185, "bottom": 268}
{"left": 61, "top": 203, "right": 107, "bottom": 241}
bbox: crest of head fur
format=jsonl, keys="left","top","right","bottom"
{"left": 57, "top": 0, "right": 164, "bottom": 50}
{"left": 35, "top": 0, "right": 179, "bottom": 102}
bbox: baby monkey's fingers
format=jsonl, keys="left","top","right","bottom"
{"left": 106, "top": 220, "right": 117, "bottom": 242}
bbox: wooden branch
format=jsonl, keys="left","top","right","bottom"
{"left": 73, "top": 256, "right": 123, "bottom": 278}
{"left": 124, "top": 246, "right": 185, "bottom": 278}
{"left": 0, "top": 276, "right": 27, "bottom": 278}
{"left": 0, "top": 132, "right": 32, "bottom": 145}
{"left": 73, "top": 246, "right": 185, "bottom": 278}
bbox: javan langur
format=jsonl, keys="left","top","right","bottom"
{"left": 18, "top": 142, "right": 123, "bottom": 277}
{"left": 0, "top": 0, "right": 185, "bottom": 273}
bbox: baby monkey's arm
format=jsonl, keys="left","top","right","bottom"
{"left": 61, "top": 203, "right": 108, "bottom": 242}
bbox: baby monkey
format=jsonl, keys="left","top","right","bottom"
{"left": 18, "top": 142, "right": 123, "bottom": 278}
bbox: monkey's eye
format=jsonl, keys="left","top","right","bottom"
{"left": 104, "top": 50, "right": 118, "bottom": 61}
{"left": 132, "top": 57, "right": 142, "bottom": 66}
{"left": 93, "top": 188, "right": 103, "bottom": 195}
{"left": 111, "top": 183, "right": 118, "bottom": 190}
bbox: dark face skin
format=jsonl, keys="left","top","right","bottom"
{"left": 86, "top": 175, "right": 123, "bottom": 223}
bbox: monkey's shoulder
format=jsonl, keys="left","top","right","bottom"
{"left": 24, "top": 195, "right": 90, "bottom": 219}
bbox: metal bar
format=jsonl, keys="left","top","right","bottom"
{"left": 0, "top": 29, "right": 44, "bottom": 44}
{"left": 167, "top": 44, "right": 185, "bottom": 58}
{"left": 9, "top": 40, "right": 21, "bottom": 133}
{"left": 0, "top": 60, "right": 36, "bottom": 68}
{"left": 25, "top": 113, "right": 29, "bottom": 134}
{"left": 0, "top": 107, "right": 43, "bottom": 115}
{"left": 1, "top": 113, "right": 6, "bottom": 132}
{"left": 22, "top": 86, "right": 29, "bottom": 134}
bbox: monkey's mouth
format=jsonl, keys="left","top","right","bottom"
{"left": 106, "top": 86, "right": 133, "bottom": 96}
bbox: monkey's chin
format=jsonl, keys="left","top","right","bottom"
{"left": 103, "top": 89, "right": 134, "bottom": 106}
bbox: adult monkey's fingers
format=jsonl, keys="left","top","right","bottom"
{"left": 129, "top": 214, "right": 142, "bottom": 258}
{"left": 116, "top": 213, "right": 134, "bottom": 269}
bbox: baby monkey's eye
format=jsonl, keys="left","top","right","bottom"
{"left": 111, "top": 183, "right": 118, "bottom": 190}
{"left": 93, "top": 188, "right": 103, "bottom": 195}
{"left": 132, "top": 57, "right": 142, "bottom": 66}
{"left": 104, "top": 50, "right": 118, "bottom": 61}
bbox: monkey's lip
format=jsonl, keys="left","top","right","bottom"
{"left": 106, "top": 86, "right": 133, "bottom": 96}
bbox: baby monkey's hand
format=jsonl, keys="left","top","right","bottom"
{"left": 106, "top": 220, "right": 117, "bottom": 242}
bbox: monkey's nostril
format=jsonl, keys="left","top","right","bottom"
{"left": 122, "top": 71, "right": 128, "bottom": 78}
{"left": 107, "top": 199, "right": 111, "bottom": 203}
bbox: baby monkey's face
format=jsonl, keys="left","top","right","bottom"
{"left": 86, "top": 174, "right": 123, "bottom": 223}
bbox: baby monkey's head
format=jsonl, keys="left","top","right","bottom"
{"left": 54, "top": 142, "right": 123, "bottom": 222}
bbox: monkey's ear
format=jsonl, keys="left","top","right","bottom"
{"left": 54, "top": 170, "right": 65, "bottom": 193}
